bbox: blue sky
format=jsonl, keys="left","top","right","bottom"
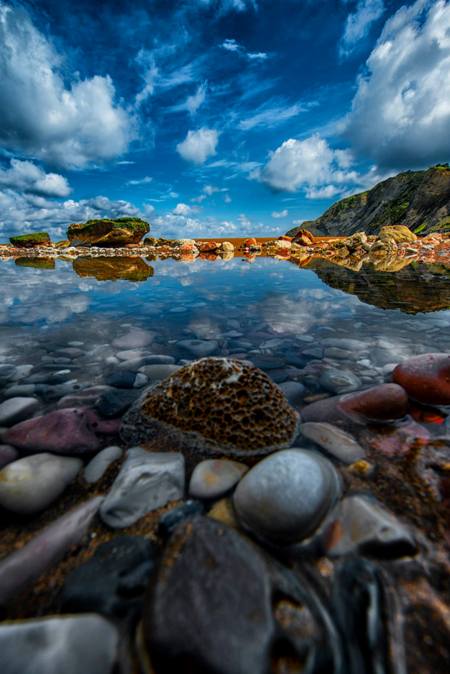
{"left": 0, "top": 0, "right": 449, "bottom": 239}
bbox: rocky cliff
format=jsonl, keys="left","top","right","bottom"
{"left": 287, "top": 164, "right": 450, "bottom": 238}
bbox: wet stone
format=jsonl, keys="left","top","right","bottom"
{"left": 142, "top": 516, "right": 274, "bottom": 674}
{"left": 0, "top": 444, "right": 19, "bottom": 469}
{"left": 0, "top": 614, "right": 124, "bottom": 674}
{"left": 138, "top": 364, "right": 180, "bottom": 382}
{"left": 100, "top": 448, "right": 185, "bottom": 529}
{"left": 300, "top": 422, "right": 365, "bottom": 464}
{"left": 278, "top": 380, "right": 306, "bottom": 406}
{"left": 393, "top": 353, "right": 450, "bottom": 405}
{"left": 158, "top": 500, "right": 205, "bottom": 539}
{"left": 233, "top": 448, "right": 342, "bottom": 544}
{"left": 60, "top": 536, "right": 158, "bottom": 620}
{"left": 95, "top": 387, "right": 140, "bottom": 418}
{"left": 323, "top": 494, "right": 417, "bottom": 558}
{"left": 0, "top": 497, "right": 103, "bottom": 605}
{"left": 104, "top": 370, "right": 140, "bottom": 389}
{"left": 0, "top": 397, "right": 40, "bottom": 426}
{"left": 112, "top": 327, "right": 154, "bottom": 349}
{"left": 84, "top": 446, "right": 123, "bottom": 484}
{"left": 0, "top": 453, "right": 82, "bottom": 514}
{"left": 177, "top": 339, "right": 219, "bottom": 357}
{"left": 320, "top": 368, "right": 362, "bottom": 394}
{"left": 189, "top": 459, "right": 248, "bottom": 499}
{"left": 338, "top": 383, "right": 409, "bottom": 422}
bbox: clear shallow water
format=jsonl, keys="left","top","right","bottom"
{"left": 0, "top": 256, "right": 449, "bottom": 401}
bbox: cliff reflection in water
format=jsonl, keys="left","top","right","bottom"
{"left": 309, "top": 259, "right": 450, "bottom": 314}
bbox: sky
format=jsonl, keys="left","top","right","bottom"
{"left": 0, "top": 0, "right": 449, "bottom": 240}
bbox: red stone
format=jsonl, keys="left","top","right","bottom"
{"left": 393, "top": 353, "right": 450, "bottom": 405}
{"left": 338, "top": 383, "right": 408, "bottom": 421}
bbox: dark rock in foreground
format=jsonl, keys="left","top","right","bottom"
{"left": 142, "top": 517, "right": 274, "bottom": 674}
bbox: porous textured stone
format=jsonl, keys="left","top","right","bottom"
{"left": 121, "top": 357, "right": 300, "bottom": 459}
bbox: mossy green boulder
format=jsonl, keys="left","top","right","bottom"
{"left": 67, "top": 217, "right": 150, "bottom": 247}
{"left": 379, "top": 225, "right": 417, "bottom": 243}
{"left": 9, "top": 232, "right": 51, "bottom": 248}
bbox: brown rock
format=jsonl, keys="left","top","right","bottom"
{"left": 338, "top": 383, "right": 409, "bottom": 421}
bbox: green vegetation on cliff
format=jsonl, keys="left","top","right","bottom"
{"left": 287, "top": 164, "right": 450, "bottom": 238}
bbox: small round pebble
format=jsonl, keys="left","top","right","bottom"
{"left": 84, "top": 446, "right": 123, "bottom": 484}
{"left": 189, "top": 459, "right": 248, "bottom": 499}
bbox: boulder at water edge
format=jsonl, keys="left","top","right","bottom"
{"left": 67, "top": 217, "right": 149, "bottom": 246}
{"left": 120, "top": 357, "right": 300, "bottom": 460}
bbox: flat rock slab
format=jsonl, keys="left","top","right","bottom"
{"left": 100, "top": 448, "right": 185, "bottom": 528}
{"left": 143, "top": 517, "right": 274, "bottom": 674}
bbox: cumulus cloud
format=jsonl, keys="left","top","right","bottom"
{"left": 176, "top": 128, "right": 219, "bottom": 164}
{"left": 0, "top": 3, "right": 133, "bottom": 168}
{"left": 272, "top": 209, "right": 288, "bottom": 218}
{"left": 173, "top": 202, "right": 195, "bottom": 215}
{"left": 256, "top": 134, "right": 360, "bottom": 195}
{"left": 0, "top": 190, "right": 154, "bottom": 237}
{"left": 345, "top": 0, "right": 450, "bottom": 168}
{"left": 339, "top": 0, "right": 385, "bottom": 57}
{"left": 0, "top": 159, "right": 71, "bottom": 197}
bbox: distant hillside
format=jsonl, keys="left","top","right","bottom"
{"left": 287, "top": 164, "right": 450, "bottom": 238}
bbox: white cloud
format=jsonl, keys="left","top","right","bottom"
{"left": 126, "top": 176, "right": 153, "bottom": 186}
{"left": 339, "top": 0, "right": 385, "bottom": 57}
{"left": 173, "top": 202, "right": 194, "bottom": 215}
{"left": 346, "top": 0, "right": 450, "bottom": 168}
{"left": 167, "top": 82, "right": 207, "bottom": 115}
{"left": 0, "top": 190, "right": 154, "bottom": 237}
{"left": 238, "top": 213, "right": 252, "bottom": 227}
{"left": 272, "top": 209, "right": 289, "bottom": 218}
{"left": 0, "top": 4, "right": 133, "bottom": 168}
{"left": 224, "top": 193, "right": 232, "bottom": 203}
{"left": 221, "top": 38, "right": 268, "bottom": 60}
{"left": 0, "top": 159, "right": 71, "bottom": 197}
{"left": 239, "top": 102, "right": 305, "bottom": 131}
{"left": 256, "top": 135, "right": 361, "bottom": 194}
{"left": 176, "top": 128, "right": 219, "bottom": 164}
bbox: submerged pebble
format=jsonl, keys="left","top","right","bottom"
{"left": 301, "top": 422, "right": 365, "bottom": 464}
{"left": 84, "top": 446, "right": 123, "bottom": 483}
{"left": 0, "top": 396, "right": 40, "bottom": 426}
{"left": 393, "top": 353, "right": 450, "bottom": 405}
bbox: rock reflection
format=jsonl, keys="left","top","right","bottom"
{"left": 72, "top": 257, "right": 154, "bottom": 282}
{"left": 15, "top": 257, "right": 55, "bottom": 270}
{"left": 310, "top": 260, "right": 450, "bottom": 313}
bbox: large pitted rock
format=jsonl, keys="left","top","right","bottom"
{"left": 142, "top": 517, "right": 274, "bottom": 674}
{"left": 379, "top": 225, "right": 417, "bottom": 243}
{"left": 393, "top": 353, "right": 450, "bottom": 405}
{"left": 67, "top": 217, "right": 149, "bottom": 246}
{"left": 121, "top": 358, "right": 300, "bottom": 460}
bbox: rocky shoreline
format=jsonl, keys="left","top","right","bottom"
{"left": 1, "top": 226, "right": 449, "bottom": 272}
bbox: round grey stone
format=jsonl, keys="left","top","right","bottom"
{"left": 233, "top": 448, "right": 341, "bottom": 544}
{"left": 0, "top": 453, "right": 82, "bottom": 514}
